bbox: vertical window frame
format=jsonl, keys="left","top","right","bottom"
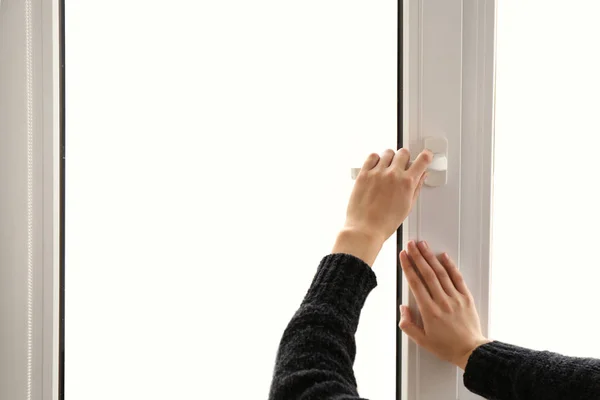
{"left": 400, "top": 1, "right": 496, "bottom": 399}
{"left": 0, "top": 0, "right": 61, "bottom": 399}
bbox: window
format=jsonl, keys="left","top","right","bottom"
{"left": 64, "top": 1, "right": 398, "bottom": 399}
{"left": 490, "top": 0, "right": 600, "bottom": 358}
{"left": 4, "top": 0, "right": 499, "bottom": 399}
{"left": 20, "top": 1, "right": 600, "bottom": 399}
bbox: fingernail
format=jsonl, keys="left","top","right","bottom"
{"left": 443, "top": 252, "right": 449, "bottom": 261}
{"left": 420, "top": 241, "right": 428, "bottom": 249}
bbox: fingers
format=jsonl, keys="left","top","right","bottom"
{"left": 439, "top": 252, "right": 470, "bottom": 296}
{"left": 406, "top": 241, "right": 447, "bottom": 301}
{"left": 391, "top": 148, "right": 411, "bottom": 171}
{"left": 361, "top": 152, "right": 381, "bottom": 171}
{"left": 377, "top": 149, "right": 396, "bottom": 169}
{"left": 399, "top": 250, "right": 433, "bottom": 308}
{"left": 417, "top": 241, "right": 458, "bottom": 297}
{"left": 361, "top": 148, "right": 432, "bottom": 176}
{"left": 412, "top": 172, "right": 428, "bottom": 204}
{"left": 399, "top": 305, "right": 426, "bottom": 346}
{"left": 409, "top": 149, "right": 433, "bottom": 177}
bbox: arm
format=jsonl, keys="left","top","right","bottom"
{"left": 399, "top": 242, "right": 600, "bottom": 400}
{"left": 464, "top": 341, "right": 600, "bottom": 400}
{"left": 268, "top": 148, "right": 432, "bottom": 400}
{"left": 268, "top": 251, "right": 376, "bottom": 400}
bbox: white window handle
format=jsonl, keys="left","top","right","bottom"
{"left": 350, "top": 137, "right": 448, "bottom": 187}
{"left": 425, "top": 153, "right": 448, "bottom": 172}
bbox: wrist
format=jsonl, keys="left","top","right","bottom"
{"left": 332, "top": 228, "right": 384, "bottom": 267}
{"left": 455, "top": 338, "right": 492, "bottom": 371}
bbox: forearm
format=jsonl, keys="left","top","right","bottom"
{"left": 464, "top": 341, "right": 600, "bottom": 400}
{"left": 268, "top": 253, "right": 377, "bottom": 400}
{"left": 332, "top": 228, "right": 383, "bottom": 267}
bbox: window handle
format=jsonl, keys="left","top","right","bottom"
{"left": 350, "top": 137, "right": 448, "bottom": 187}
{"left": 425, "top": 153, "right": 448, "bottom": 172}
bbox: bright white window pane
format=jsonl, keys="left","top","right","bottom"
{"left": 65, "top": 1, "right": 397, "bottom": 399}
{"left": 491, "top": 0, "right": 600, "bottom": 357}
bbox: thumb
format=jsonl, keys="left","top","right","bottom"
{"left": 399, "top": 305, "right": 426, "bottom": 346}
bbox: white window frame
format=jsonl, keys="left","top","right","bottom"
{"left": 401, "top": 1, "right": 496, "bottom": 399}
{"left": 0, "top": 0, "right": 61, "bottom": 399}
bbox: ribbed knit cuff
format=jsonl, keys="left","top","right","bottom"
{"left": 463, "top": 340, "right": 533, "bottom": 397}
{"left": 303, "top": 253, "right": 377, "bottom": 324}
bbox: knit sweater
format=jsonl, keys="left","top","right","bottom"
{"left": 268, "top": 253, "right": 600, "bottom": 400}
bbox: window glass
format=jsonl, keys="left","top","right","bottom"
{"left": 65, "top": 2, "right": 398, "bottom": 398}
{"left": 491, "top": 0, "right": 600, "bottom": 357}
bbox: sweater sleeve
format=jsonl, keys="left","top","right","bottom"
{"left": 464, "top": 340, "right": 600, "bottom": 400}
{"left": 268, "top": 253, "right": 377, "bottom": 400}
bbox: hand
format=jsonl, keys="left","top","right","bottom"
{"left": 332, "top": 148, "right": 433, "bottom": 266}
{"left": 399, "top": 241, "right": 491, "bottom": 370}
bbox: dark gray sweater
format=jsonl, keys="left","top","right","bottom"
{"left": 268, "top": 253, "right": 600, "bottom": 399}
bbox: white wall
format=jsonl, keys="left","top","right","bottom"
{"left": 65, "top": 1, "right": 398, "bottom": 399}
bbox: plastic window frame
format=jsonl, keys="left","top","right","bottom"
{"left": 399, "top": 1, "right": 497, "bottom": 399}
